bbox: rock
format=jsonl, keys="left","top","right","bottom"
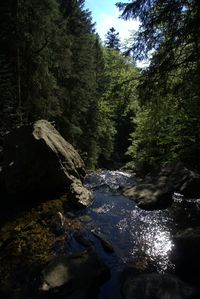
{"left": 74, "top": 232, "right": 93, "bottom": 248}
{"left": 39, "top": 250, "right": 110, "bottom": 299}
{"left": 70, "top": 179, "right": 94, "bottom": 208}
{"left": 0, "top": 198, "right": 82, "bottom": 299}
{"left": 124, "top": 183, "right": 174, "bottom": 210}
{"left": 124, "top": 162, "right": 200, "bottom": 210}
{"left": 0, "top": 120, "right": 86, "bottom": 196}
{"left": 78, "top": 215, "right": 92, "bottom": 223}
{"left": 121, "top": 270, "right": 198, "bottom": 299}
{"left": 172, "top": 227, "right": 200, "bottom": 281}
{"left": 177, "top": 170, "right": 200, "bottom": 197}
{"left": 92, "top": 231, "right": 114, "bottom": 253}
{"left": 149, "top": 162, "right": 200, "bottom": 198}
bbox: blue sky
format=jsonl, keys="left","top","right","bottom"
{"left": 84, "top": 0, "right": 139, "bottom": 43}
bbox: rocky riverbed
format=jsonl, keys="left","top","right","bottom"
{"left": 1, "top": 122, "right": 200, "bottom": 299}
{"left": 1, "top": 170, "right": 200, "bottom": 298}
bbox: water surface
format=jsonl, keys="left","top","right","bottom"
{"left": 73, "top": 171, "right": 178, "bottom": 298}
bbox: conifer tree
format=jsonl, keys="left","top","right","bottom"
{"left": 117, "top": 0, "right": 200, "bottom": 170}
{"left": 105, "top": 27, "right": 121, "bottom": 51}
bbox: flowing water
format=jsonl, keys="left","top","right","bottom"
{"left": 67, "top": 170, "right": 187, "bottom": 299}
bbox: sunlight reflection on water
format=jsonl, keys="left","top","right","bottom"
{"left": 83, "top": 171, "right": 175, "bottom": 273}
{"left": 115, "top": 209, "right": 174, "bottom": 272}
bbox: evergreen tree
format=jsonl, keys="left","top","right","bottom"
{"left": 97, "top": 47, "right": 138, "bottom": 167}
{"left": 117, "top": 0, "right": 200, "bottom": 171}
{"left": 57, "top": 0, "right": 102, "bottom": 167}
{"left": 0, "top": 0, "right": 104, "bottom": 168}
{"left": 105, "top": 27, "right": 121, "bottom": 51}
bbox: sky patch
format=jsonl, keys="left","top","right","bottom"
{"left": 84, "top": 0, "right": 139, "bottom": 43}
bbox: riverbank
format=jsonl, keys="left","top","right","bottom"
{"left": 1, "top": 170, "right": 200, "bottom": 298}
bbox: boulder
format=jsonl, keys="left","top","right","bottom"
{"left": 148, "top": 162, "right": 200, "bottom": 198}
{"left": 121, "top": 270, "right": 198, "bottom": 299}
{"left": 124, "top": 183, "right": 174, "bottom": 210}
{"left": 124, "top": 162, "right": 200, "bottom": 210}
{"left": 0, "top": 120, "right": 86, "bottom": 196}
{"left": 172, "top": 227, "right": 200, "bottom": 281}
{"left": 70, "top": 179, "right": 93, "bottom": 208}
{"left": 39, "top": 250, "right": 110, "bottom": 299}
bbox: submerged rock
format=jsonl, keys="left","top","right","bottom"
{"left": 92, "top": 231, "right": 114, "bottom": 253}
{"left": 121, "top": 270, "right": 198, "bottom": 299}
{"left": 40, "top": 250, "right": 110, "bottom": 298}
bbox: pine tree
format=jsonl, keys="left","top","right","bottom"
{"left": 105, "top": 27, "right": 121, "bottom": 51}
{"left": 117, "top": 0, "right": 200, "bottom": 170}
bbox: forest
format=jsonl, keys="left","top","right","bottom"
{"left": 1, "top": 2, "right": 200, "bottom": 299}
{"left": 1, "top": 0, "right": 200, "bottom": 173}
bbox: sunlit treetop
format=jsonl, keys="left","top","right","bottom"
{"left": 116, "top": 0, "right": 200, "bottom": 73}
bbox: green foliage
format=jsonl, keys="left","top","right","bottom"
{"left": 0, "top": 0, "right": 105, "bottom": 168}
{"left": 97, "top": 47, "right": 139, "bottom": 167}
{"left": 118, "top": 0, "right": 200, "bottom": 171}
{"left": 105, "top": 27, "right": 121, "bottom": 51}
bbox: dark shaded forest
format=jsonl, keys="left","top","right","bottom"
{"left": 1, "top": 0, "right": 200, "bottom": 172}
{"left": 1, "top": 2, "right": 200, "bottom": 299}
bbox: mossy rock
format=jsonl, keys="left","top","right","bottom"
{"left": 0, "top": 198, "right": 82, "bottom": 299}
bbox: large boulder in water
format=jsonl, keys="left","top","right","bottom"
{"left": 146, "top": 162, "right": 200, "bottom": 198}
{"left": 0, "top": 120, "right": 87, "bottom": 197}
{"left": 172, "top": 227, "right": 200, "bottom": 281}
{"left": 125, "top": 162, "right": 200, "bottom": 210}
{"left": 121, "top": 270, "right": 198, "bottom": 299}
{"left": 124, "top": 183, "right": 174, "bottom": 210}
{"left": 39, "top": 250, "right": 110, "bottom": 299}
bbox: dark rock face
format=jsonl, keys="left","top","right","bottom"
{"left": 0, "top": 120, "right": 92, "bottom": 205}
{"left": 172, "top": 227, "right": 200, "bottom": 281}
{"left": 124, "top": 183, "right": 174, "bottom": 210}
{"left": 146, "top": 162, "right": 200, "bottom": 198}
{"left": 39, "top": 250, "right": 110, "bottom": 299}
{"left": 0, "top": 198, "right": 82, "bottom": 299}
{"left": 159, "top": 162, "right": 200, "bottom": 197}
{"left": 124, "top": 162, "right": 200, "bottom": 210}
{"left": 121, "top": 271, "right": 198, "bottom": 299}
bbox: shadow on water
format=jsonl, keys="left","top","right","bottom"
{"left": 1, "top": 170, "right": 200, "bottom": 299}
{"left": 66, "top": 170, "right": 200, "bottom": 299}
{"left": 65, "top": 171, "right": 180, "bottom": 299}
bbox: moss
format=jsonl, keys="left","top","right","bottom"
{"left": 0, "top": 197, "right": 82, "bottom": 298}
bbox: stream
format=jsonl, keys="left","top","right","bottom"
{"left": 1, "top": 170, "right": 200, "bottom": 299}
{"left": 65, "top": 170, "right": 193, "bottom": 299}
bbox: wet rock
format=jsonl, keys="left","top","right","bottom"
{"left": 92, "top": 231, "right": 114, "bottom": 253}
{"left": 121, "top": 270, "right": 198, "bottom": 299}
{"left": 177, "top": 170, "right": 200, "bottom": 198}
{"left": 172, "top": 227, "right": 200, "bottom": 281}
{"left": 39, "top": 250, "right": 110, "bottom": 298}
{"left": 147, "top": 162, "right": 200, "bottom": 198}
{"left": 0, "top": 199, "right": 82, "bottom": 299}
{"left": 0, "top": 120, "right": 86, "bottom": 196}
{"left": 78, "top": 215, "right": 92, "bottom": 223}
{"left": 124, "top": 162, "right": 200, "bottom": 209}
{"left": 74, "top": 232, "right": 93, "bottom": 248}
{"left": 124, "top": 183, "right": 174, "bottom": 210}
{"left": 70, "top": 179, "right": 94, "bottom": 208}
{"left": 84, "top": 170, "right": 136, "bottom": 191}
